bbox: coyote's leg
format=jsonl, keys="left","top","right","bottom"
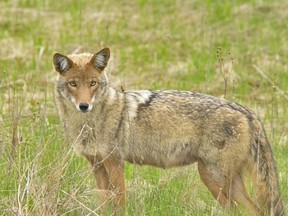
{"left": 198, "top": 159, "right": 232, "bottom": 208}
{"left": 85, "top": 154, "right": 125, "bottom": 215}
{"left": 85, "top": 155, "right": 110, "bottom": 206}
{"left": 231, "top": 174, "right": 262, "bottom": 216}
{"left": 102, "top": 156, "right": 126, "bottom": 211}
{"left": 198, "top": 159, "right": 262, "bottom": 215}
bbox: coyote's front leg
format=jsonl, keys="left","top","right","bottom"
{"left": 85, "top": 155, "right": 126, "bottom": 214}
{"left": 85, "top": 155, "right": 110, "bottom": 206}
{"left": 103, "top": 156, "right": 126, "bottom": 210}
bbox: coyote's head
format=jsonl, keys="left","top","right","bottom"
{"left": 53, "top": 48, "right": 110, "bottom": 112}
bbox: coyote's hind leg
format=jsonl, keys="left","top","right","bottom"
{"left": 231, "top": 174, "right": 262, "bottom": 216}
{"left": 198, "top": 159, "right": 261, "bottom": 215}
{"left": 198, "top": 159, "right": 233, "bottom": 208}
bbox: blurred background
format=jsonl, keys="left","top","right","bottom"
{"left": 0, "top": 0, "right": 287, "bottom": 215}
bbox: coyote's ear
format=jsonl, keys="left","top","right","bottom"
{"left": 90, "top": 47, "right": 110, "bottom": 71}
{"left": 53, "top": 53, "right": 73, "bottom": 73}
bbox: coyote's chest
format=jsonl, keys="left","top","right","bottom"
{"left": 64, "top": 112, "right": 99, "bottom": 156}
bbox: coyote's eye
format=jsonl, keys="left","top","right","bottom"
{"left": 90, "top": 81, "right": 97, "bottom": 86}
{"left": 69, "top": 81, "right": 77, "bottom": 87}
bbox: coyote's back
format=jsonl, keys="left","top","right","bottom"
{"left": 53, "top": 47, "right": 284, "bottom": 215}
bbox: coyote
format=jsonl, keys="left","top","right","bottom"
{"left": 53, "top": 47, "right": 284, "bottom": 215}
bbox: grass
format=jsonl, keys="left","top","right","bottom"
{"left": 0, "top": 0, "right": 288, "bottom": 215}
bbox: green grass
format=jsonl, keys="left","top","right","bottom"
{"left": 0, "top": 0, "right": 288, "bottom": 215}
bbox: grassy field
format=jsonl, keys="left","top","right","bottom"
{"left": 0, "top": 0, "right": 287, "bottom": 215}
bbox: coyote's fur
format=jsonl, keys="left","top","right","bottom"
{"left": 53, "top": 47, "right": 284, "bottom": 215}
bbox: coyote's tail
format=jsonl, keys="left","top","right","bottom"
{"left": 249, "top": 121, "right": 284, "bottom": 216}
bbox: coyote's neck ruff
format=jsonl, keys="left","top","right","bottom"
{"left": 53, "top": 48, "right": 284, "bottom": 215}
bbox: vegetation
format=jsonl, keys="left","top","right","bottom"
{"left": 0, "top": 0, "right": 287, "bottom": 215}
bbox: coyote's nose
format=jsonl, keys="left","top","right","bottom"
{"left": 79, "top": 102, "right": 90, "bottom": 112}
